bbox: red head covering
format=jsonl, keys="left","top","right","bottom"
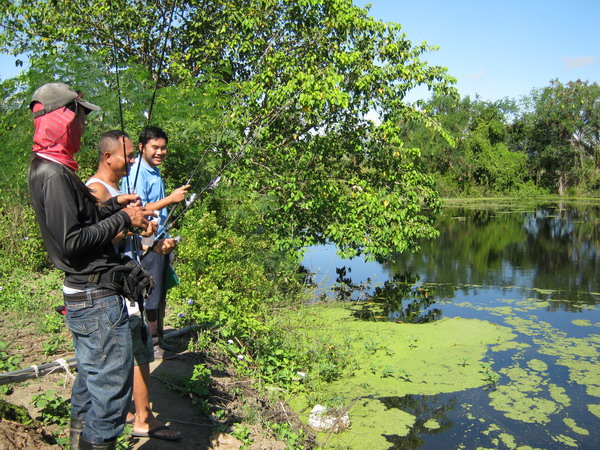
{"left": 31, "top": 102, "right": 83, "bottom": 171}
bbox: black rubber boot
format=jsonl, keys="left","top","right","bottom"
{"left": 146, "top": 314, "right": 159, "bottom": 344}
{"left": 69, "top": 417, "right": 84, "bottom": 450}
{"left": 147, "top": 316, "right": 175, "bottom": 360}
{"left": 157, "top": 301, "right": 178, "bottom": 351}
{"left": 78, "top": 436, "right": 117, "bottom": 449}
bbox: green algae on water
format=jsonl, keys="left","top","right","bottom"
{"left": 563, "top": 417, "right": 589, "bottom": 435}
{"left": 527, "top": 359, "right": 548, "bottom": 372}
{"left": 552, "top": 434, "right": 578, "bottom": 447}
{"left": 498, "top": 433, "right": 517, "bottom": 448}
{"left": 489, "top": 364, "right": 562, "bottom": 424}
{"left": 423, "top": 418, "right": 440, "bottom": 430}
{"left": 491, "top": 341, "right": 530, "bottom": 352}
{"left": 286, "top": 304, "right": 515, "bottom": 447}
{"left": 571, "top": 319, "right": 593, "bottom": 327}
{"left": 588, "top": 404, "right": 600, "bottom": 419}
{"left": 549, "top": 384, "right": 570, "bottom": 407}
{"left": 317, "top": 397, "right": 416, "bottom": 449}
{"left": 454, "top": 299, "right": 599, "bottom": 429}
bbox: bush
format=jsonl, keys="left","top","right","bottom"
{"left": 173, "top": 190, "right": 301, "bottom": 319}
{"left": 0, "top": 198, "right": 48, "bottom": 276}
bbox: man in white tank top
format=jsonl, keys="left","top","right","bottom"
{"left": 86, "top": 130, "right": 181, "bottom": 441}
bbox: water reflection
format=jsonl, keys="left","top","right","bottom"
{"left": 379, "top": 394, "right": 457, "bottom": 449}
{"left": 348, "top": 272, "right": 442, "bottom": 323}
{"left": 387, "top": 203, "right": 600, "bottom": 309}
{"left": 305, "top": 203, "right": 600, "bottom": 318}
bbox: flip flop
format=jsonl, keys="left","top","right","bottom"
{"left": 125, "top": 417, "right": 135, "bottom": 424}
{"left": 131, "top": 425, "right": 182, "bottom": 441}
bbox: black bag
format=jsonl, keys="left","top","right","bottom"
{"left": 99, "top": 260, "right": 155, "bottom": 309}
{"left": 99, "top": 261, "right": 154, "bottom": 344}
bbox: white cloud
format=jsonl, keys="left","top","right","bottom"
{"left": 564, "top": 56, "right": 598, "bottom": 69}
{"left": 468, "top": 70, "right": 486, "bottom": 81}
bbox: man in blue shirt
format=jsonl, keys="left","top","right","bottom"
{"left": 125, "top": 126, "right": 190, "bottom": 359}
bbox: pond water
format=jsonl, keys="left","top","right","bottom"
{"left": 301, "top": 200, "right": 600, "bottom": 449}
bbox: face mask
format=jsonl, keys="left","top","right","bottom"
{"left": 32, "top": 102, "right": 83, "bottom": 171}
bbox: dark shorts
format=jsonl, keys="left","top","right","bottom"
{"left": 129, "top": 313, "right": 154, "bottom": 366}
{"left": 141, "top": 252, "right": 168, "bottom": 310}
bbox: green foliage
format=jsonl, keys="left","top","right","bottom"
{"left": 116, "top": 433, "right": 132, "bottom": 450}
{"left": 0, "top": 268, "right": 62, "bottom": 312}
{"left": 253, "top": 339, "right": 303, "bottom": 386}
{"left": 402, "top": 93, "right": 530, "bottom": 196}
{"left": 0, "top": 340, "right": 22, "bottom": 393}
{"left": 1, "top": 0, "right": 457, "bottom": 260}
{"left": 0, "top": 341, "right": 22, "bottom": 373}
{"left": 0, "top": 199, "right": 48, "bottom": 275}
{"left": 171, "top": 195, "right": 305, "bottom": 341}
{"left": 0, "top": 398, "right": 33, "bottom": 424}
{"left": 187, "top": 364, "right": 212, "bottom": 398}
{"left": 42, "top": 335, "right": 68, "bottom": 356}
{"left": 267, "top": 421, "right": 305, "bottom": 449}
{"left": 40, "top": 313, "right": 65, "bottom": 335}
{"left": 231, "top": 424, "right": 253, "bottom": 446}
{"left": 520, "top": 79, "right": 600, "bottom": 195}
{"left": 155, "top": 363, "right": 212, "bottom": 415}
{"left": 480, "top": 363, "right": 500, "bottom": 388}
{"left": 32, "top": 390, "right": 70, "bottom": 427}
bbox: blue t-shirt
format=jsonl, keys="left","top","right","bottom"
{"left": 123, "top": 157, "right": 168, "bottom": 235}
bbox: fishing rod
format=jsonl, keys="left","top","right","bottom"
{"left": 158, "top": 128, "right": 229, "bottom": 230}
{"left": 106, "top": 0, "right": 178, "bottom": 262}
{"left": 107, "top": 0, "right": 142, "bottom": 263}
{"left": 131, "top": 0, "right": 178, "bottom": 194}
{"left": 156, "top": 102, "right": 249, "bottom": 232}
{"left": 137, "top": 21, "right": 324, "bottom": 258}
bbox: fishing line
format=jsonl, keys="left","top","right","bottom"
{"left": 159, "top": 136, "right": 222, "bottom": 230}
{"left": 140, "top": 95, "right": 298, "bottom": 259}
{"left": 138, "top": 21, "right": 325, "bottom": 258}
{"left": 106, "top": 0, "right": 178, "bottom": 261}
{"left": 153, "top": 18, "right": 311, "bottom": 226}
{"left": 159, "top": 100, "right": 245, "bottom": 229}
{"left": 107, "top": 0, "right": 146, "bottom": 264}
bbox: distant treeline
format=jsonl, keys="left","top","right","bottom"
{"left": 401, "top": 79, "right": 600, "bottom": 197}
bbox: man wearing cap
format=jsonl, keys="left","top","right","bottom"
{"left": 28, "top": 82, "right": 156, "bottom": 450}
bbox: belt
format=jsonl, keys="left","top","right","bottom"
{"left": 63, "top": 289, "right": 116, "bottom": 302}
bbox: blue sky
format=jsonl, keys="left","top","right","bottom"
{"left": 354, "top": 0, "right": 600, "bottom": 102}
{"left": 1, "top": 0, "right": 598, "bottom": 102}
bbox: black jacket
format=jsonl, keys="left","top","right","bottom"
{"left": 28, "top": 156, "right": 131, "bottom": 289}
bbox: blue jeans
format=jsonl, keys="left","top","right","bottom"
{"left": 65, "top": 293, "right": 133, "bottom": 444}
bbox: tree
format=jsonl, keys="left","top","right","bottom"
{"left": 523, "top": 80, "right": 600, "bottom": 194}
{"left": 1, "top": 0, "right": 458, "bottom": 259}
{"left": 401, "top": 94, "right": 526, "bottom": 195}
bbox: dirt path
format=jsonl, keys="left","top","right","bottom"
{"left": 1, "top": 327, "right": 297, "bottom": 449}
{"left": 130, "top": 353, "right": 213, "bottom": 449}
{"left": 0, "top": 349, "right": 214, "bottom": 449}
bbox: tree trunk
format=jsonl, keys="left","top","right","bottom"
{"left": 557, "top": 174, "right": 565, "bottom": 196}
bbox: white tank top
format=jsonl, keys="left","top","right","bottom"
{"left": 86, "top": 177, "right": 121, "bottom": 197}
{"left": 84, "top": 177, "right": 139, "bottom": 315}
